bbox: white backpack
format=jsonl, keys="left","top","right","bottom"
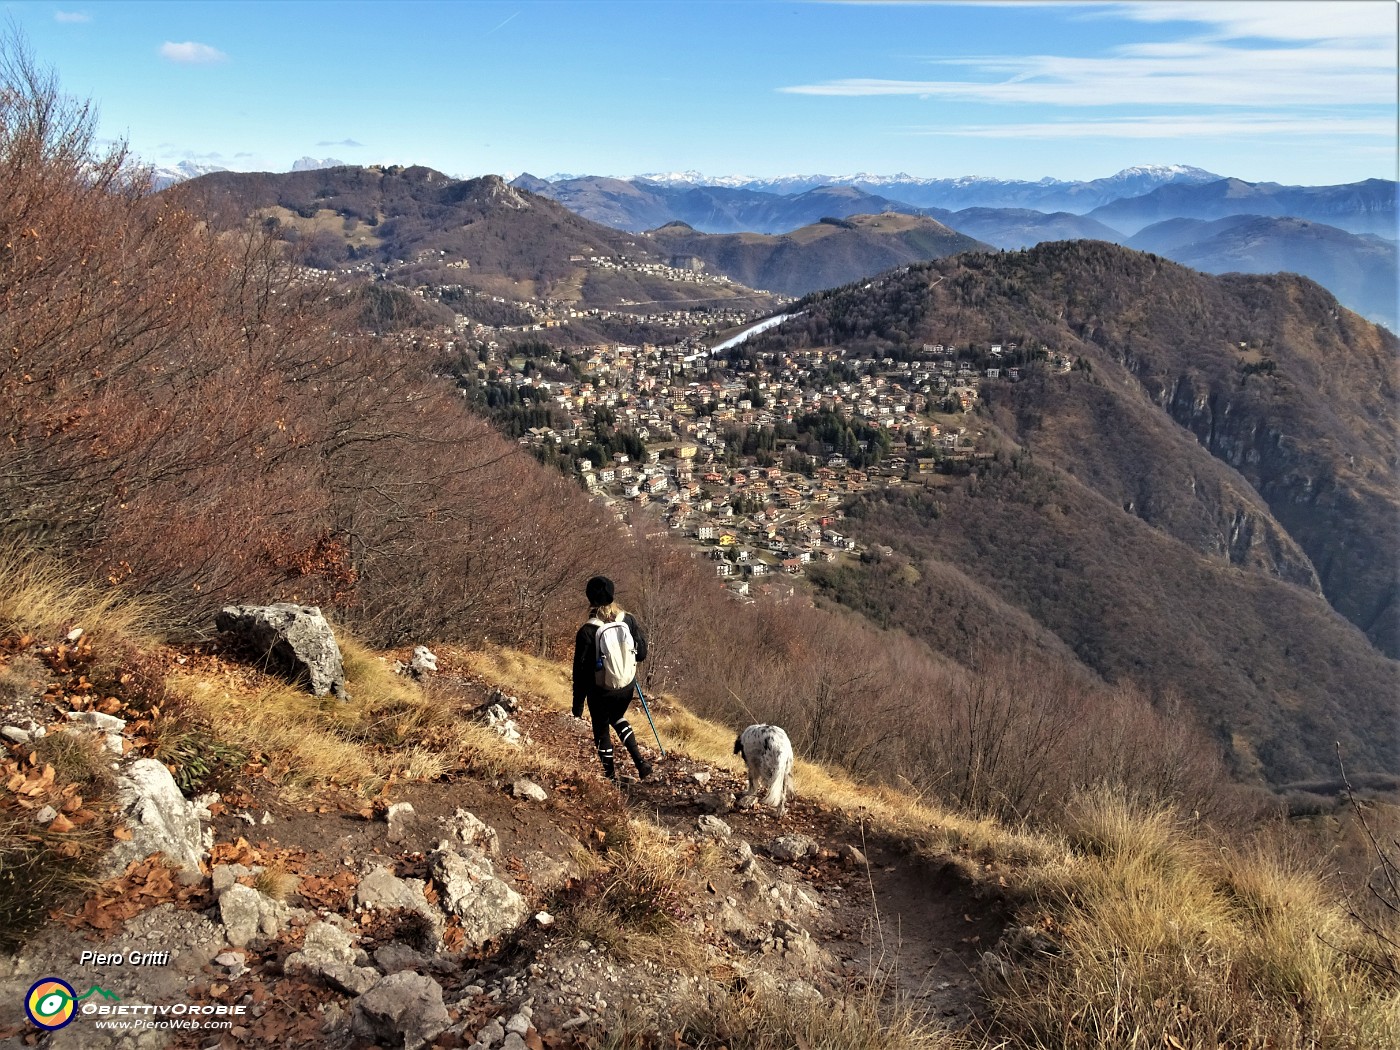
{"left": 588, "top": 615, "right": 637, "bottom": 690}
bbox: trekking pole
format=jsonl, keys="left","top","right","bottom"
{"left": 634, "top": 681, "right": 667, "bottom": 758}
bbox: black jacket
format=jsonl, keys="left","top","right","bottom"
{"left": 572, "top": 613, "right": 647, "bottom": 716}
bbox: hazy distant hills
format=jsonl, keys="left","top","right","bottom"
{"left": 1088, "top": 178, "right": 1398, "bottom": 237}
{"left": 512, "top": 174, "right": 923, "bottom": 235}
{"left": 748, "top": 243, "right": 1398, "bottom": 781}
{"left": 518, "top": 167, "right": 1396, "bottom": 236}
{"left": 176, "top": 166, "right": 779, "bottom": 314}
{"left": 644, "top": 213, "right": 987, "bottom": 296}
{"left": 516, "top": 171, "right": 1208, "bottom": 235}
{"left": 629, "top": 164, "right": 1226, "bottom": 211}
{"left": 512, "top": 169, "right": 1397, "bottom": 329}
{"left": 924, "top": 208, "right": 1125, "bottom": 249}
{"left": 1129, "top": 216, "right": 1399, "bottom": 330}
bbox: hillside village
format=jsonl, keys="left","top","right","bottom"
{"left": 428, "top": 290, "right": 1074, "bottom": 597}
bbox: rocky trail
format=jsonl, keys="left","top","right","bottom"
{"left": 0, "top": 639, "right": 1012, "bottom": 1050}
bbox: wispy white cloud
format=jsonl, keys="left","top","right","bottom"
{"left": 781, "top": 1, "right": 1396, "bottom": 109}
{"left": 159, "top": 41, "right": 228, "bottom": 64}
{"left": 783, "top": 41, "right": 1393, "bottom": 107}
{"left": 1107, "top": 1, "right": 1394, "bottom": 44}
{"left": 317, "top": 138, "right": 365, "bottom": 148}
{"left": 486, "top": 11, "right": 520, "bottom": 35}
{"left": 815, "top": 0, "right": 1394, "bottom": 41}
{"left": 908, "top": 114, "right": 1397, "bottom": 140}
{"left": 54, "top": 11, "right": 90, "bottom": 23}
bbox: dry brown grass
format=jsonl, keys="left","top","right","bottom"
{"left": 171, "top": 628, "right": 464, "bottom": 796}
{"left": 0, "top": 652, "right": 47, "bottom": 705}
{"left": 984, "top": 787, "right": 1400, "bottom": 1049}
{"left": 560, "top": 815, "right": 710, "bottom": 970}
{"left": 454, "top": 643, "right": 573, "bottom": 710}
{"left": 252, "top": 861, "right": 298, "bottom": 902}
{"left": 663, "top": 983, "right": 960, "bottom": 1050}
{"left": 471, "top": 645, "right": 1398, "bottom": 1050}
{"left": 169, "top": 632, "right": 572, "bottom": 797}
{"left": 0, "top": 543, "right": 164, "bottom": 646}
{"left": 653, "top": 703, "right": 1066, "bottom": 874}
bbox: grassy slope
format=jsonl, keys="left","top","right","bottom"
{"left": 2, "top": 554, "right": 1397, "bottom": 1048}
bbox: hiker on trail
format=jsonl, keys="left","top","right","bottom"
{"left": 572, "top": 575, "right": 652, "bottom": 780}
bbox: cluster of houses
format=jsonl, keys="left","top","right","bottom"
{"left": 487, "top": 332, "right": 1070, "bottom": 598}
{"left": 309, "top": 254, "right": 1071, "bottom": 600}
{"left": 583, "top": 252, "right": 755, "bottom": 292}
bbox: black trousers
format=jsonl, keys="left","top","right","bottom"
{"left": 586, "top": 689, "right": 644, "bottom": 773}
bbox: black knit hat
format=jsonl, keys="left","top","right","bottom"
{"left": 585, "top": 575, "right": 615, "bottom": 606}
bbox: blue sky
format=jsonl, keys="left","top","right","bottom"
{"left": 10, "top": 0, "right": 1398, "bottom": 184}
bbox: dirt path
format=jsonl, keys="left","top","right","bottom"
{"left": 509, "top": 690, "right": 1006, "bottom": 1027}
{"left": 1, "top": 668, "right": 1008, "bottom": 1046}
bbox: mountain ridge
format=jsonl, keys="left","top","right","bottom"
{"left": 643, "top": 212, "right": 988, "bottom": 296}
{"left": 175, "top": 166, "right": 781, "bottom": 315}
{"left": 1089, "top": 177, "right": 1398, "bottom": 236}
{"left": 739, "top": 243, "right": 1398, "bottom": 779}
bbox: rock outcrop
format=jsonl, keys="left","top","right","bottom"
{"left": 217, "top": 883, "right": 298, "bottom": 948}
{"left": 350, "top": 971, "right": 451, "bottom": 1049}
{"left": 215, "top": 603, "right": 348, "bottom": 698}
{"left": 284, "top": 921, "right": 380, "bottom": 995}
{"left": 429, "top": 846, "right": 529, "bottom": 948}
{"left": 104, "top": 758, "right": 212, "bottom": 876}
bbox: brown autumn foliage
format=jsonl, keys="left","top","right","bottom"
{"left": 0, "top": 39, "right": 1245, "bottom": 827}
{"left": 0, "top": 37, "right": 613, "bottom": 648}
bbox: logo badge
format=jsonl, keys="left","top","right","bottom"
{"left": 25, "top": 978, "right": 77, "bottom": 1030}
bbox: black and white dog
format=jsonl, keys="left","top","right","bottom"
{"left": 733, "top": 724, "right": 794, "bottom": 817}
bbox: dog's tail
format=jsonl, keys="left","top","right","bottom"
{"left": 733, "top": 734, "right": 744, "bottom": 757}
{"left": 762, "top": 749, "right": 793, "bottom": 810}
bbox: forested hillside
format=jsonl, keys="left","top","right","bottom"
{"left": 744, "top": 245, "right": 1399, "bottom": 782}
{"left": 644, "top": 214, "right": 986, "bottom": 296}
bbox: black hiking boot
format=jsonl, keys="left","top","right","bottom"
{"left": 624, "top": 740, "right": 652, "bottom": 779}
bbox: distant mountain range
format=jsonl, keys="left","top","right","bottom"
{"left": 644, "top": 213, "right": 986, "bottom": 297}
{"left": 1087, "top": 178, "right": 1399, "bottom": 237}
{"left": 515, "top": 169, "right": 1396, "bottom": 238}
{"left": 615, "top": 164, "right": 1226, "bottom": 211}
{"left": 509, "top": 174, "right": 929, "bottom": 236}
{"left": 510, "top": 170, "right": 1397, "bottom": 329}
{"left": 291, "top": 155, "right": 347, "bottom": 172}
{"left": 149, "top": 160, "right": 227, "bottom": 190}
{"left": 149, "top": 155, "right": 344, "bottom": 190}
